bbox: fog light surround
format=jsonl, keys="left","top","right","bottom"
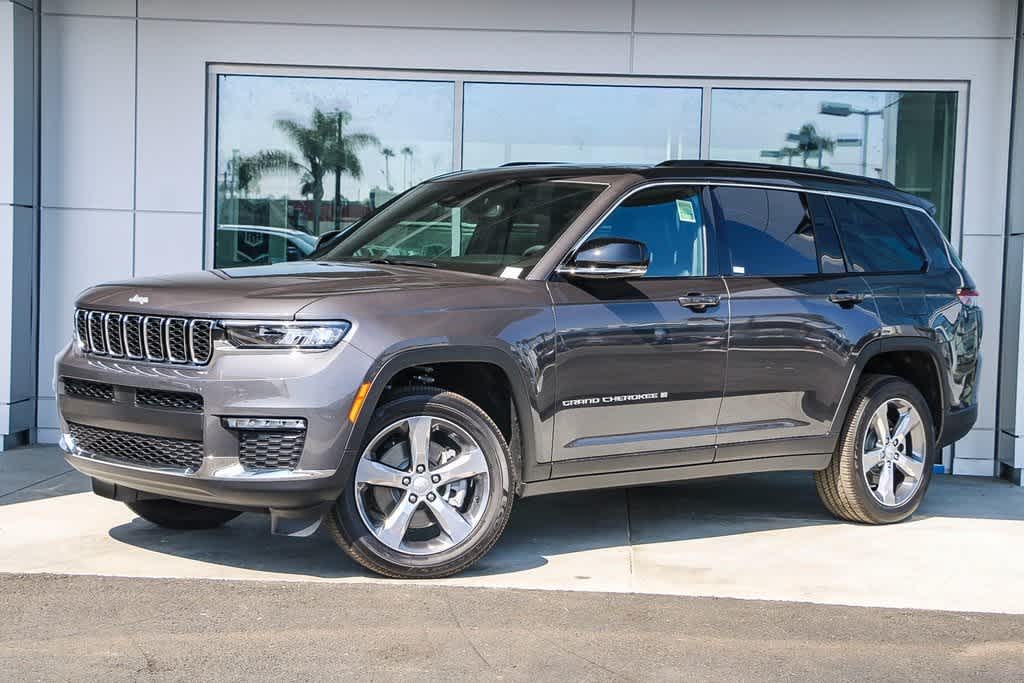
{"left": 224, "top": 417, "right": 307, "bottom": 431}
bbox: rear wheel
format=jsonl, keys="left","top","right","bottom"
{"left": 126, "top": 499, "right": 241, "bottom": 530}
{"left": 325, "top": 387, "right": 516, "bottom": 579}
{"left": 815, "top": 374, "right": 935, "bottom": 524}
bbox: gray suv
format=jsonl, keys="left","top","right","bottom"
{"left": 56, "top": 161, "right": 981, "bottom": 578}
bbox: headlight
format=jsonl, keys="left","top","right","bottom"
{"left": 223, "top": 321, "right": 351, "bottom": 349}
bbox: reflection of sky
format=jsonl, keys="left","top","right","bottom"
{"left": 217, "top": 75, "right": 455, "bottom": 200}
{"left": 218, "top": 75, "right": 936, "bottom": 201}
{"left": 710, "top": 89, "right": 895, "bottom": 176}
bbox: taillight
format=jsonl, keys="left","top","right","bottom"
{"left": 957, "top": 287, "right": 979, "bottom": 306}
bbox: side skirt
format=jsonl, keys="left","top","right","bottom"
{"left": 519, "top": 453, "right": 831, "bottom": 498}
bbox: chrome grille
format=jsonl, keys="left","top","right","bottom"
{"left": 68, "top": 422, "right": 203, "bottom": 471}
{"left": 75, "top": 309, "right": 214, "bottom": 366}
{"left": 238, "top": 430, "right": 306, "bottom": 470}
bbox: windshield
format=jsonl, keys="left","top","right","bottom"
{"left": 317, "top": 177, "right": 607, "bottom": 276}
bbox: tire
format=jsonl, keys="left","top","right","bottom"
{"left": 126, "top": 499, "right": 242, "bottom": 530}
{"left": 815, "top": 374, "right": 936, "bottom": 524}
{"left": 325, "top": 387, "right": 517, "bottom": 579}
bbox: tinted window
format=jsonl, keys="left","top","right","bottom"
{"left": 829, "top": 197, "right": 926, "bottom": 273}
{"left": 589, "top": 186, "right": 708, "bottom": 278}
{"left": 806, "top": 194, "right": 846, "bottom": 273}
{"left": 904, "top": 208, "right": 951, "bottom": 271}
{"left": 713, "top": 187, "right": 817, "bottom": 276}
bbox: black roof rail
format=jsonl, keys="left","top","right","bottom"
{"left": 499, "top": 161, "right": 570, "bottom": 167}
{"left": 656, "top": 159, "right": 895, "bottom": 189}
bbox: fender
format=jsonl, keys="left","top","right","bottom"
{"left": 829, "top": 335, "right": 950, "bottom": 451}
{"left": 342, "top": 344, "right": 552, "bottom": 486}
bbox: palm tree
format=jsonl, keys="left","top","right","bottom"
{"left": 400, "top": 146, "right": 414, "bottom": 188}
{"left": 381, "top": 147, "right": 396, "bottom": 191}
{"left": 792, "top": 123, "right": 836, "bottom": 169}
{"left": 236, "top": 108, "right": 378, "bottom": 235}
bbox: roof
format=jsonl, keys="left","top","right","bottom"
{"left": 432, "top": 160, "right": 934, "bottom": 213}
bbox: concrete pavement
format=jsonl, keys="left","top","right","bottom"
{"left": 2, "top": 573, "right": 1022, "bottom": 681}
{"left": 1, "top": 445, "right": 1023, "bottom": 614}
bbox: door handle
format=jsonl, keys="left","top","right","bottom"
{"left": 828, "top": 290, "right": 865, "bottom": 308}
{"left": 678, "top": 293, "right": 720, "bottom": 312}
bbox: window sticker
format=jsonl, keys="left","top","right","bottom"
{"left": 675, "top": 199, "right": 697, "bottom": 223}
{"left": 499, "top": 266, "right": 524, "bottom": 279}
{"left": 732, "top": 265, "right": 746, "bottom": 274}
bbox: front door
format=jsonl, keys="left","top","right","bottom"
{"left": 549, "top": 185, "right": 728, "bottom": 472}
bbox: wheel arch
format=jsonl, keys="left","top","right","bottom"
{"left": 344, "top": 345, "right": 549, "bottom": 487}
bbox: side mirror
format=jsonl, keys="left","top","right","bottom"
{"left": 316, "top": 230, "right": 342, "bottom": 250}
{"left": 556, "top": 237, "right": 649, "bottom": 279}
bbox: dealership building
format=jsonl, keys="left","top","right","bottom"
{"left": 1, "top": 0, "right": 1023, "bottom": 483}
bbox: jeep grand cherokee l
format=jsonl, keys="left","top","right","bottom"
{"left": 56, "top": 161, "right": 981, "bottom": 578}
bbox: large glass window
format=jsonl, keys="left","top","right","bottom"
{"left": 709, "top": 89, "right": 957, "bottom": 234}
{"left": 712, "top": 187, "right": 818, "bottom": 276}
{"left": 462, "top": 83, "right": 701, "bottom": 168}
{"left": 829, "top": 197, "right": 927, "bottom": 273}
{"left": 214, "top": 75, "right": 455, "bottom": 268}
{"left": 589, "top": 187, "right": 708, "bottom": 278}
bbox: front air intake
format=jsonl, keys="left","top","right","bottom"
{"left": 74, "top": 309, "right": 215, "bottom": 366}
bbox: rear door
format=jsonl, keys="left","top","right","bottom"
{"left": 712, "top": 186, "right": 880, "bottom": 460}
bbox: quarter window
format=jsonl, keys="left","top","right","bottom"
{"left": 712, "top": 187, "right": 818, "bottom": 276}
{"left": 588, "top": 187, "right": 709, "bottom": 278}
{"left": 829, "top": 197, "right": 926, "bottom": 273}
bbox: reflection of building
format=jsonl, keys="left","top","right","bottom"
{"left": 0, "top": 1, "right": 1022, "bottom": 486}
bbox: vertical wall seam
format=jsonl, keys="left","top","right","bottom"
{"left": 628, "top": 0, "right": 636, "bottom": 73}
{"left": 131, "top": 0, "right": 139, "bottom": 275}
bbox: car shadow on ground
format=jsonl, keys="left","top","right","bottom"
{"left": 105, "top": 470, "right": 1024, "bottom": 580}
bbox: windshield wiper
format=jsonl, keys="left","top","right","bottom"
{"left": 369, "top": 257, "right": 438, "bottom": 269}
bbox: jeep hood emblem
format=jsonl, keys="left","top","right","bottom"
{"left": 128, "top": 294, "right": 149, "bottom": 305}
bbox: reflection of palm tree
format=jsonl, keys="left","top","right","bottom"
{"left": 237, "top": 108, "right": 378, "bottom": 235}
{"left": 381, "top": 147, "right": 396, "bottom": 191}
{"left": 400, "top": 146, "right": 414, "bottom": 188}
{"left": 794, "top": 123, "right": 835, "bottom": 168}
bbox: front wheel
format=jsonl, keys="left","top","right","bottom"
{"left": 325, "top": 387, "right": 517, "bottom": 579}
{"left": 815, "top": 374, "right": 936, "bottom": 524}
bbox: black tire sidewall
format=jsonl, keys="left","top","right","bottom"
{"left": 848, "top": 378, "right": 936, "bottom": 523}
{"left": 334, "top": 391, "right": 513, "bottom": 575}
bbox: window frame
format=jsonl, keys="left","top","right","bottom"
{"left": 204, "top": 63, "right": 968, "bottom": 271}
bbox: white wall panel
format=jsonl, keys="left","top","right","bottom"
{"left": 42, "top": 0, "right": 134, "bottom": 16}
{"left": 636, "top": 0, "right": 1015, "bottom": 38}
{"left": 41, "top": 14, "right": 135, "bottom": 210}
{"left": 961, "top": 234, "right": 1004, "bottom": 431}
{"left": 140, "top": 0, "right": 633, "bottom": 33}
{"left": 136, "top": 19, "right": 631, "bottom": 213}
{"left": 37, "top": 208, "right": 133, "bottom": 396}
{"left": 133, "top": 211, "right": 203, "bottom": 277}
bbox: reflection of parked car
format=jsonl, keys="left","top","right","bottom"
{"left": 215, "top": 224, "right": 319, "bottom": 266}
{"left": 58, "top": 161, "right": 980, "bottom": 580}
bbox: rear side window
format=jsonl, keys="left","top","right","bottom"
{"left": 712, "top": 187, "right": 818, "bottom": 276}
{"left": 903, "top": 208, "right": 951, "bottom": 271}
{"left": 829, "top": 197, "right": 926, "bottom": 273}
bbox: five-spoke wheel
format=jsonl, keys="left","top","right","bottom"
{"left": 861, "top": 398, "right": 928, "bottom": 507}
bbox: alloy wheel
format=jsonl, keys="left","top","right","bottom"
{"left": 353, "top": 415, "right": 491, "bottom": 555}
{"left": 861, "top": 398, "right": 928, "bottom": 508}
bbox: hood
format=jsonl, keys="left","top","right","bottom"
{"left": 76, "top": 261, "right": 494, "bottom": 319}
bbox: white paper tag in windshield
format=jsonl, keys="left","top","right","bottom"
{"left": 500, "top": 266, "right": 524, "bottom": 279}
{"left": 676, "top": 199, "right": 697, "bottom": 223}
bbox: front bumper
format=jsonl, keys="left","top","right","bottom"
{"left": 55, "top": 335, "right": 375, "bottom": 510}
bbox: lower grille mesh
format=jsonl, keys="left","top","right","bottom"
{"left": 63, "top": 378, "right": 115, "bottom": 402}
{"left": 239, "top": 431, "right": 305, "bottom": 470}
{"left": 68, "top": 422, "right": 204, "bottom": 471}
{"left": 136, "top": 388, "right": 203, "bottom": 412}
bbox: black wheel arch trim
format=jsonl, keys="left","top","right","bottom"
{"left": 831, "top": 336, "right": 952, "bottom": 448}
{"left": 345, "top": 345, "right": 551, "bottom": 487}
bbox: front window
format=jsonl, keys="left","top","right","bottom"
{"left": 318, "top": 177, "right": 609, "bottom": 276}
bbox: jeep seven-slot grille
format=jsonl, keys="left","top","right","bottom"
{"left": 238, "top": 430, "right": 306, "bottom": 470}
{"left": 75, "top": 309, "right": 213, "bottom": 365}
{"left": 68, "top": 422, "right": 204, "bottom": 471}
